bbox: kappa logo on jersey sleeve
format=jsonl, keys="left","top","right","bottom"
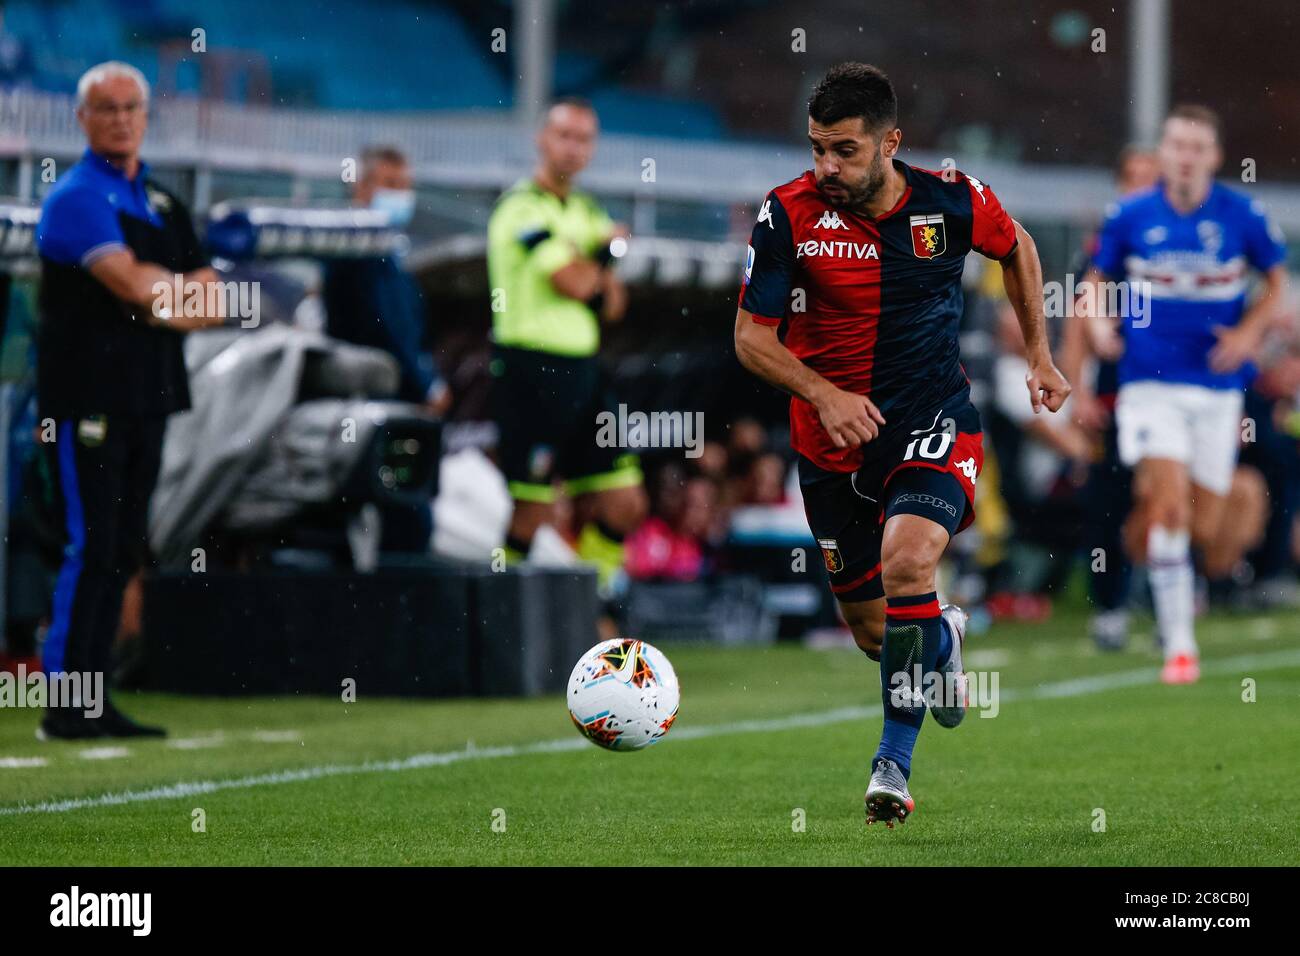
{"left": 757, "top": 199, "right": 774, "bottom": 229}
{"left": 968, "top": 176, "right": 988, "bottom": 205}
{"left": 814, "top": 209, "right": 848, "bottom": 230}
{"left": 909, "top": 213, "right": 947, "bottom": 259}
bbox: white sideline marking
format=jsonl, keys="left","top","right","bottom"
{"left": 250, "top": 730, "right": 302, "bottom": 744}
{"left": 965, "top": 649, "right": 1011, "bottom": 668}
{"left": 167, "top": 733, "right": 227, "bottom": 750}
{"left": 169, "top": 730, "right": 305, "bottom": 750}
{"left": 1249, "top": 619, "right": 1278, "bottom": 640}
{"left": 0, "top": 757, "right": 48, "bottom": 769}
{"left": 3, "top": 648, "right": 1299, "bottom": 816}
{"left": 78, "top": 746, "right": 129, "bottom": 761}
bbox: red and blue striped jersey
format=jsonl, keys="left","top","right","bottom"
{"left": 739, "top": 160, "right": 1017, "bottom": 472}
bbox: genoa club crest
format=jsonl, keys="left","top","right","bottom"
{"left": 817, "top": 538, "right": 844, "bottom": 573}
{"left": 909, "top": 213, "right": 946, "bottom": 258}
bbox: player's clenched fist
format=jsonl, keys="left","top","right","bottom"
{"left": 815, "top": 386, "right": 887, "bottom": 447}
{"left": 1026, "top": 360, "right": 1072, "bottom": 414}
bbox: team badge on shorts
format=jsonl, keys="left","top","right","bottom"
{"left": 817, "top": 538, "right": 844, "bottom": 573}
{"left": 909, "top": 213, "right": 946, "bottom": 259}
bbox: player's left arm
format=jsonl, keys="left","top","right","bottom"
{"left": 999, "top": 221, "right": 1071, "bottom": 414}
{"left": 585, "top": 199, "right": 629, "bottom": 323}
{"left": 1209, "top": 264, "right": 1289, "bottom": 374}
{"left": 595, "top": 223, "right": 630, "bottom": 324}
{"left": 1212, "top": 202, "right": 1292, "bottom": 373}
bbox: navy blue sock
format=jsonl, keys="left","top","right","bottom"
{"left": 874, "top": 592, "right": 944, "bottom": 779}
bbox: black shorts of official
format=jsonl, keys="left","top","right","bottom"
{"left": 798, "top": 399, "right": 984, "bottom": 604}
{"left": 490, "top": 345, "right": 641, "bottom": 504}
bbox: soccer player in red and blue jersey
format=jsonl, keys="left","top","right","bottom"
{"left": 735, "top": 63, "right": 1071, "bottom": 825}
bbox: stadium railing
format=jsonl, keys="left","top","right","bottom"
{"left": 8, "top": 87, "right": 1300, "bottom": 231}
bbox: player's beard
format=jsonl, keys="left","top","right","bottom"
{"left": 821, "top": 150, "right": 887, "bottom": 211}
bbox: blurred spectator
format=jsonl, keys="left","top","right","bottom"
{"left": 994, "top": 303, "right": 1093, "bottom": 484}
{"left": 1238, "top": 295, "right": 1300, "bottom": 606}
{"left": 721, "top": 416, "right": 789, "bottom": 507}
{"left": 324, "top": 144, "right": 447, "bottom": 553}
{"left": 726, "top": 417, "right": 767, "bottom": 459}
{"left": 1057, "top": 144, "right": 1159, "bottom": 647}
{"left": 1115, "top": 145, "right": 1159, "bottom": 200}
{"left": 1200, "top": 466, "right": 1270, "bottom": 584}
{"left": 738, "top": 452, "right": 788, "bottom": 506}
{"left": 324, "top": 145, "right": 449, "bottom": 414}
{"left": 626, "top": 471, "right": 721, "bottom": 581}
{"left": 0, "top": 11, "right": 34, "bottom": 87}
{"left": 693, "top": 440, "right": 729, "bottom": 481}
{"left": 983, "top": 302, "right": 1089, "bottom": 607}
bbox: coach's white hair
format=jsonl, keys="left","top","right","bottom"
{"left": 75, "top": 61, "right": 150, "bottom": 110}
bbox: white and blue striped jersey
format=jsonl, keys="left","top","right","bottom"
{"left": 1092, "top": 182, "right": 1286, "bottom": 390}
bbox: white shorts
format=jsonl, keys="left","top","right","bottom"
{"left": 1115, "top": 381, "right": 1244, "bottom": 496}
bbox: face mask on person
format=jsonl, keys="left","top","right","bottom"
{"left": 370, "top": 188, "right": 416, "bottom": 227}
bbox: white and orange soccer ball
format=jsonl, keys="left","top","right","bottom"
{"left": 567, "top": 639, "right": 680, "bottom": 751}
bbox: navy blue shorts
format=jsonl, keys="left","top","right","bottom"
{"left": 798, "top": 399, "right": 983, "bottom": 603}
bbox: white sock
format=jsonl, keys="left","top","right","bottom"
{"left": 1147, "top": 525, "right": 1196, "bottom": 659}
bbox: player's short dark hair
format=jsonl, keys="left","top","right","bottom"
{"left": 360, "top": 145, "right": 408, "bottom": 169}
{"left": 807, "top": 62, "right": 898, "bottom": 136}
{"left": 1165, "top": 104, "right": 1221, "bottom": 142}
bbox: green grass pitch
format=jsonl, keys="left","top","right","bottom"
{"left": 1, "top": 607, "right": 1297, "bottom": 865}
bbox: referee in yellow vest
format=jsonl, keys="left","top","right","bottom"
{"left": 487, "top": 98, "right": 647, "bottom": 590}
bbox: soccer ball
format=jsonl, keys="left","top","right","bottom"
{"left": 567, "top": 639, "right": 680, "bottom": 751}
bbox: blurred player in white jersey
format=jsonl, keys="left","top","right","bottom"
{"left": 1079, "top": 105, "right": 1289, "bottom": 683}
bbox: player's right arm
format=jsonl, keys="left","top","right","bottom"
{"left": 1075, "top": 265, "right": 1125, "bottom": 361}
{"left": 551, "top": 229, "right": 629, "bottom": 322}
{"left": 1075, "top": 201, "right": 1130, "bottom": 361}
{"left": 732, "top": 191, "right": 884, "bottom": 448}
{"left": 734, "top": 313, "right": 885, "bottom": 448}
{"left": 550, "top": 257, "right": 604, "bottom": 300}
{"left": 1056, "top": 293, "right": 1108, "bottom": 430}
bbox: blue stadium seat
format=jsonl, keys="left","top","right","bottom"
{"left": 0, "top": 0, "right": 721, "bottom": 134}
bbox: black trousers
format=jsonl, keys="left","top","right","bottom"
{"left": 43, "top": 415, "right": 166, "bottom": 677}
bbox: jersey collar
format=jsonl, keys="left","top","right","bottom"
{"left": 805, "top": 160, "right": 912, "bottom": 223}
{"left": 1156, "top": 178, "right": 1219, "bottom": 219}
{"left": 83, "top": 148, "right": 150, "bottom": 185}
{"left": 525, "top": 176, "right": 572, "bottom": 206}
{"left": 874, "top": 159, "right": 913, "bottom": 221}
